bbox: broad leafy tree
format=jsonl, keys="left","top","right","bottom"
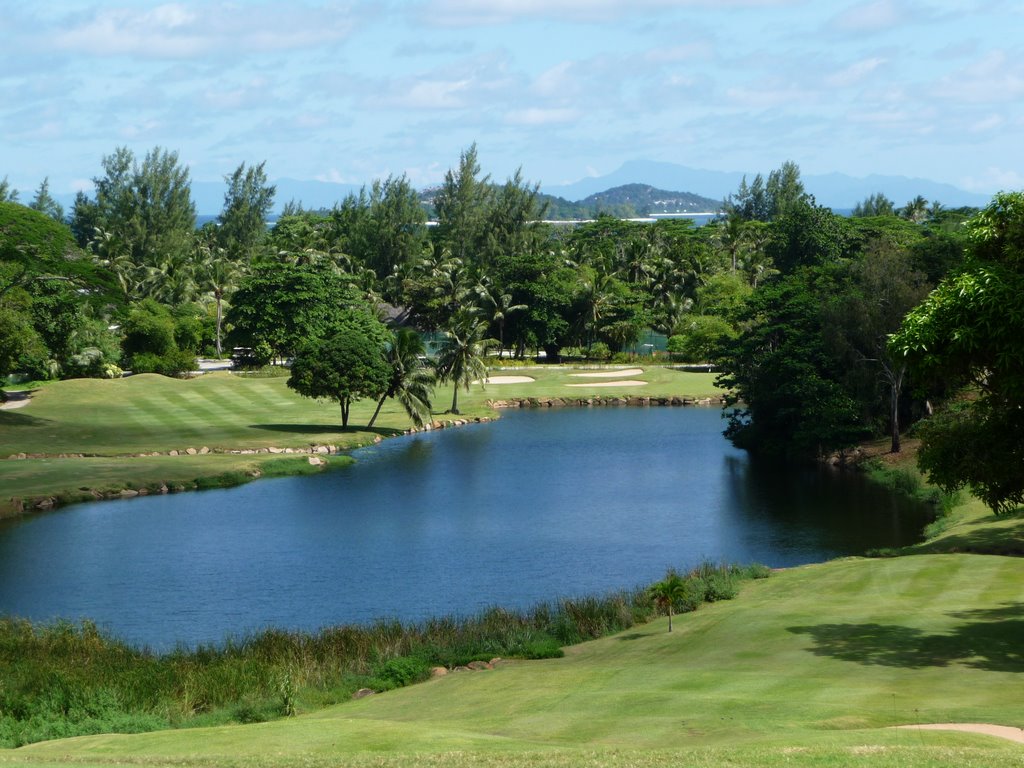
{"left": 287, "top": 310, "right": 391, "bottom": 428}
{"left": 890, "top": 191, "right": 1024, "bottom": 513}
{"left": 225, "top": 261, "right": 359, "bottom": 361}
{"left": 718, "top": 268, "right": 869, "bottom": 459}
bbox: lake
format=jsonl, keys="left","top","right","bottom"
{"left": 0, "top": 407, "right": 930, "bottom": 649}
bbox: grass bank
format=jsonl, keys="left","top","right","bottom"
{"left": 0, "top": 563, "right": 764, "bottom": 749}
{"left": 0, "top": 366, "right": 723, "bottom": 517}
{"left": 5, "top": 552, "right": 1023, "bottom": 767}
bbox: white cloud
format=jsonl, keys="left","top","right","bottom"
{"left": 51, "top": 3, "right": 360, "bottom": 59}
{"left": 961, "top": 166, "right": 1024, "bottom": 193}
{"left": 725, "top": 83, "right": 816, "bottom": 109}
{"left": 644, "top": 42, "right": 715, "bottom": 63}
{"left": 422, "top": 0, "right": 795, "bottom": 26}
{"left": 505, "top": 107, "right": 581, "bottom": 126}
{"left": 969, "top": 113, "right": 1004, "bottom": 133}
{"left": 825, "top": 56, "right": 886, "bottom": 87}
{"left": 828, "top": 0, "right": 906, "bottom": 34}
{"left": 931, "top": 49, "right": 1024, "bottom": 103}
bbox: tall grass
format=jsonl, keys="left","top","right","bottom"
{"left": 0, "top": 563, "right": 764, "bottom": 747}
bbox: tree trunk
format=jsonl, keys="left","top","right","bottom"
{"left": 888, "top": 363, "right": 905, "bottom": 454}
{"left": 340, "top": 398, "right": 350, "bottom": 428}
{"left": 450, "top": 385, "right": 459, "bottom": 415}
{"left": 668, "top": 606, "right": 673, "bottom": 633}
{"left": 215, "top": 291, "right": 223, "bottom": 358}
{"left": 367, "top": 394, "right": 387, "bottom": 429}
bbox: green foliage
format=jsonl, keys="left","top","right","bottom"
{"left": 367, "top": 655, "right": 432, "bottom": 691}
{"left": 718, "top": 268, "right": 870, "bottom": 459}
{"left": 765, "top": 199, "right": 847, "bottom": 274}
{"left": 286, "top": 309, "right": 391, "bottom": 427}
{"left": 0, "top": 303, "right": 45, "bottom": 380}
{"left": 76, "top": 146, "right": 196, "bottom": 279}
{"left": 667, "top": 315, "right": 736, "bottom": 363}
{"left": 852, "top": 193, "right": 896, "bottom": 217}
{"left": 0, "top": 563, "right": 767, "bottom": 747}
{"left": 891, "top": 191, "right": 1024, "bottom": 513}
{"left": 433, "top": 309, "right": 497, "bottom": 413}
{"left": 367, "top": 328, "right": 435, "bottom": 429}
{"left": 216, "top": 161, "right": 275, "bottom": 262}
{"left": 226, "top": 261, "right": 361, "bottom": 360}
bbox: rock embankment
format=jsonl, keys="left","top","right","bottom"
{"left": 488, "top": 395, "right": 724, "bottom": 408}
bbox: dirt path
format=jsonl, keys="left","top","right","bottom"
{"left": 896, "top": 723, "right": 1024, "bottom": 744}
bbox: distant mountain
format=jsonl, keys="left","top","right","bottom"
{"left": 49, "top": 160, "right": 991, "bottom": 218}
{"left": 544, "top": 160, "right": 992, "bottom": 210}
{"left": 580, "top": 184, "right": 720, "bottom": 215}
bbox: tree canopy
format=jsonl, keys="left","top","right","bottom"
{"left": 286, "top": 309, "right": 391, "bottom": 428}
{"left": 890, "top": 191, "right": 1024, "bottom": 513}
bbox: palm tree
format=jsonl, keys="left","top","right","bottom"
{"left": 434, "top": 309, "right": 497, "bottom": 414}
{"left": 475, "top": 280, "right": 527, "bottom": 359}
{"left": 195, "top": 246, "right": 243, "bottom": 358}
{"left": 900, "top": 196, "right": 929, "bottom": 223}
{"left": 367, "top": 329, "right": 435, "bottom": 429}
{"left": 649, "top": 571, "right": 688, "bottom": 632}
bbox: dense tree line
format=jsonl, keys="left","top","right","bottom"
{"left": 5, "top": 148, "right": 1019, "bottom": 511}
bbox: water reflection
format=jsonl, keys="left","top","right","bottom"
{"left": 0, "top": 408, "right": 931, "bottom": 648}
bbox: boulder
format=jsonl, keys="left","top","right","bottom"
{"left": 352, "top": 688, "right": 375, "bottom": 699}
{"left": 430, "top": 666, "right": 448, "bottom": 678}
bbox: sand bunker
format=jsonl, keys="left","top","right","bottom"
{"left": 895, "top": 724, "right": 1024, "bottom": 744}
{"left": 566, "top": 380, "right": 647, "bottom": 388}
{"left": 0, "top": 392, "right": 31, "bottom": 410}
{"left": 570, "top": 368, "right": 644, "bottom": 378}
{"left": 472, "top": 375, "right": 536, "bottom": 384}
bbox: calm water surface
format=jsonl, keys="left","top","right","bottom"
{"left": 0, "top": 408, "right": 930, "bottom": 648}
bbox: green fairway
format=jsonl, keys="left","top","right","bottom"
{"left": 4, "top": 554, "right": 1023, "bottom": 767}
{"left": 0, "top": 366, "right": 722, "bottom": 513}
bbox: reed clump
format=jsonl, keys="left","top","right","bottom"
{"left": 0, "top": 562, "right": 765, "bottom": 747}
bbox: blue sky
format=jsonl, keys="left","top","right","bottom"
{"left": 2, "top": 0, "right": 1021, "bottom": 197}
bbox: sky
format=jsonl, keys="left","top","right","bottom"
{"left": 1, "top": 0, "right": 1022, "bottom": 198}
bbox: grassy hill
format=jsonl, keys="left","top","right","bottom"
{"left": 5, "top": 551, "right": 1023, "bottom": 767}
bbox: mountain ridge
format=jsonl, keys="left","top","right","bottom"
{"left": 45, "top": 161, "right": 992, "bottom": 216}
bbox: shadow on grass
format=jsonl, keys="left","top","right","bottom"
{"left": 0, "top": 410, "right": 51, "bottom": 428}
{"left": 248, "top": 423, "right": 404, "bottom": 438}
{"left": 616, "top": 633, "right": 648, "bottom": 642}
{"left": 912, "top": 509, "right": 1024, "bottom": 556}
{"left": 788, "top": 602, "right": 1024, "bottom": 672}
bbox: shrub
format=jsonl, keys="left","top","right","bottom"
{"left": 367, "top": 655, "right": 431, "bottom": 691}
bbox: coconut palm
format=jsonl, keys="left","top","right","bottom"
{"left": 900, "top": 195, "right": 929, "bottom": 224}
{"left": 195, "top": 241, "right": 244, "bottom": 358}
{"left": 367, "top": 328, "right": 435, "bottom": 429}
{"left": 475, "top": 280, "right": 526, "bottom": 359}
{"left": 649, "top": 571, "right": 688, "bottom": 633}
{"left": 434, "top": 309, "right": 497, "bottom": 414}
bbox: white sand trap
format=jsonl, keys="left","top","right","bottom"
{"left": 472, "top": 375, "right": 536, "bottom": 384}
{"left": 570, "top": 368, "right": 644, "bottom": 378}
{"left": 566, "top": 380, "right": 648, "bottom": 388}
{"left": 0, "top": 392, "right": 31, "bottom": 410}
{"left": 895, "top": 724, "right": 1024, "bottom": 744}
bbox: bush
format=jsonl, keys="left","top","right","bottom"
{"left": 367, "top": 655, "right": 431, "bottom": 691}
{"left": 587, "top": 342, "right": 611, "bottom": 361}
{"left": 130, "top": 350, "right": 196, "bottom": 377}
